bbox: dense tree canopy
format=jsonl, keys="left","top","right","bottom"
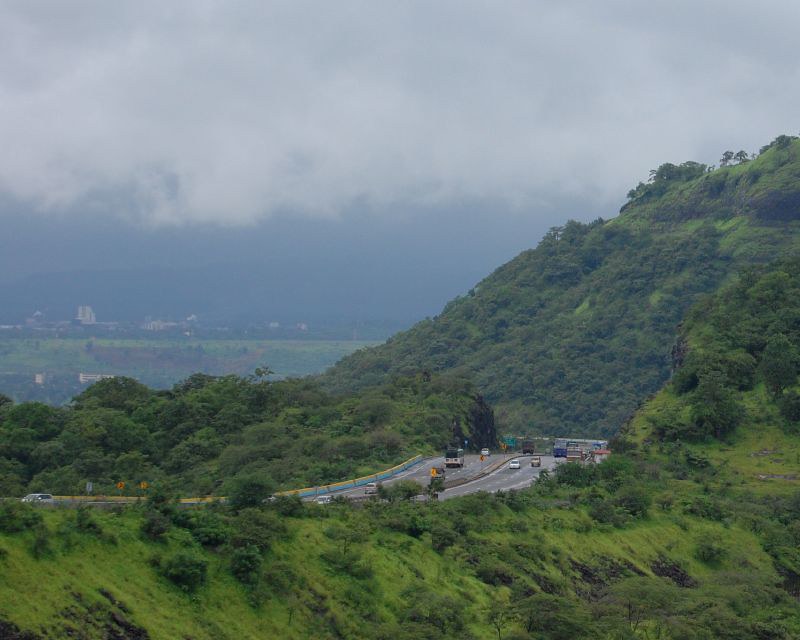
{"left": 0, "top": 373, "right": 494, "bottom": 497}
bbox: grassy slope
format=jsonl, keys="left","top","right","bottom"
{"left": 1, "top": 497, "right": 793, "bottom": 640}
{"left": 324, "top": 138, "right": 800, "bottom": 437}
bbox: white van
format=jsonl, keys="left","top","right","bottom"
{"left": 364, "top": 482, "right": 379, "bottom": 495}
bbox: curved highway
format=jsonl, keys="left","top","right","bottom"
{"left": 320, "top": 453, "right": 558, "bottom": 502}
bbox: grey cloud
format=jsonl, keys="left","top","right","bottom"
{"left": 0, "top": 1, "right": 798, "bottom": 225}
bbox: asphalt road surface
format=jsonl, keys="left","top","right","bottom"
{"left": 324, "top": 453, "right": 495, "bottom": 500}
{"left": 315, "top": 453, "right": 558, "bottom": 501}
{"left": 440, "top": 455, "right": 557, "bottom": 500}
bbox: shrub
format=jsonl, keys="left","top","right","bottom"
{"left": 226, "top": 474, "right": 275, "bottom": 511}
{"left": 160, "top": 550, "right": 208, "bottom": 592}
{"left": 270, "top": 495, "right": 304, "bottom": 517}
{"left": 385, "top": 511, "right": 429, "bottom": 538}
{"left": 429, "top": 522, "right": 457, "bottom": 553}
{"left": 614, "top": 485, "right": 651, "bottom": 518}
{"left": 75, "top": 505, "right": 103, "bottom": 535}
{"left": 190, "top": 511, "right": 231, "bottom": 547}
{"left": 230, "top": 508, "right": 286, "bottom": 551}
{"left": 683, "top": 496, "right": 727, "bottom": 521}
{"left": 656, "top": 493, "right": 674, "bottom": 511}
{"left": 0, "top": 502, "right": 43, "bottom": 533}
{"left": 230, "top": 545, "right": 261, "bottom": 586}
{"left": 320, "top": 548, "right": 374, "bottom": 579}
{"left": 141, "top": 510, "right": 170, "bottom": 541}
{"left": 475, "top": 557, "right": 515, "bottom": 586}
{"left": 778, "top": 390, "right": 800, "bottom": 423}
{"left": 555, "top": 462, "right": 596, "bottom": 487}
{"left": 694, "top": 539, "right": 727, "bottom": 565}
{"left": 588, "top": 499, "right": 629, "bottom": 527}
{"left": 31, "top": 523, "right": 52, "bottom": 559}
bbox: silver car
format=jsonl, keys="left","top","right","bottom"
{"left": 21, "top": 493, "right": 55, "bottom": 503}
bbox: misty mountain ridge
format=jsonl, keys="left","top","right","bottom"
{"left": 324, "top": 135, "right": 800, "bottom": 437}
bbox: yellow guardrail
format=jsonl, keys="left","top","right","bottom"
{"left": 53, "top": 495, "right": 225, "bottom": 503}
{"left": 51, "top": 454, "right": 425, "bottom": 503}
{"left": 276, "top": 453, "right": 424, "bottom": 498}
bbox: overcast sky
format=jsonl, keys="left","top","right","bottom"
{"left": 0, "top": 1, "right": 798, "bottom": 325}
{"left": 2, "top": 0, "right": 798, "bottom": 228}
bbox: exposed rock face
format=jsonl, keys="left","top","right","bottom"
{"left": 671, "top": 334, "right": 689, "bottom": 372}
{"left": 467, "top": 394, "right": 497, "bottom": 450}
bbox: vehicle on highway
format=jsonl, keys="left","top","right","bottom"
{"left": 445, "top": 446, "right": 465, "bottom": 468}
{"left": 364, "top": 482, "right": 379, "bottom": 495}
{"left": 522, "top": 439, "right": 535, "bottom": 454}
{"left": 509, "top": 459, "right": 521, "bottom": 470}
{"left": 21, "top": 493, "right": 55, "bottom": 503}
{"left": 480, "top": 448, "right": 490, "bottom": 456}
{"left": 315, "top": 495, "right": 333, "bottom": 505}
{"left": 530, "top": 456, "right": 541, "bottom": 467}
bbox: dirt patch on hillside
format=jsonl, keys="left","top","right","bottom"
{"left": 651, "top": 556, "right": 697, "bottom": 588}
{"left": 0, "top": 620, "right": 42, "bottom": 639}
{"left": 570, "top": 557, "right": 646, "bottom": 600}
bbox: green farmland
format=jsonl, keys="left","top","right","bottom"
{"left": 0, "top": 338, "right": 378, "bottom": 404}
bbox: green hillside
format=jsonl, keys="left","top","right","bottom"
{"left": 324, "top": 135, "right": 800, "bottom": 437}
{"left": 2, "top": 256, "right": 800, "bottom": 638}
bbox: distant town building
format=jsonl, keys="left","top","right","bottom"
{"left": 142, "top": 319, "right": 180, "bottom": 331}
{"left": 269, "top": 321, "right": 280, "bottom": 329}
{"left": 296, "top": 322, "right": 308, "bottom": 331}
{"left": 76, "top": 306, "right": 96, "bottom": 325}
{"left": 34, "top": 373, "right": 46, "bottom": 385}
{"left": 78, "top": 373, "right": 115, "bottom": 384}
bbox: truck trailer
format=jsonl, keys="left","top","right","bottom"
{"left": 445, "top": 447, "right": 465, "bottom": 468}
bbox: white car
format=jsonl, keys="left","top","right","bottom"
{"left": 21, "top": 493, "right": 55, "bottom": 503}
{"left": 364, "top": 482, "right": 379, "bottom": 495}
{"left": 480, "top": 448, "right": 490, "bottom": 456}
{"left": 315, "top": 495, "right": 333, "bottom": 505}
{"left": 509, "top": 459, "right": 521, "bottom": 470}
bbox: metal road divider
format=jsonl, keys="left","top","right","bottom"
{"left": 275, "top": 454, "right": 425, "bottom": 498}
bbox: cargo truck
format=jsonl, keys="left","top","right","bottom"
{"left": 445, "top": 447, "right": 465, "bottom": 468}
{"left": 521, "top": 439, "right": 535, "bottom": 454}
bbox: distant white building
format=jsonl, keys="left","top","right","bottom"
{"left": 76, "top": 306, "right": 96, "bottom": 325}
{"left": 142, "top": 319, "right": 179, "bottom": 331}
{"left": 34, "top": 373, "right": 46, "bottom": 385}
{"left": 79, "top": 373, "right": 115, "bottom": 384}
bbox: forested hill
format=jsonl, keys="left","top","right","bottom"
{"left": 323, "top": 135, "right": 800, "bottom": 437}
{"left": 2, "top": 256, "right": 800, "bottom": 639}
